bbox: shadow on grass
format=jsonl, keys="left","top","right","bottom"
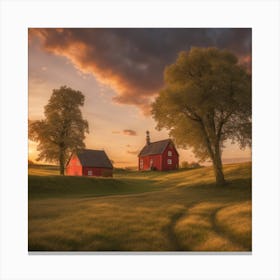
{"left": 178, "top": 178, "right": 251, "bottom": 203}
{"left": 28, "top": 175, "right": 160, "bottom": 200}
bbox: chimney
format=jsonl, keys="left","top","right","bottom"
{"left": 146, "top": 130, "right": 150, "bottom": 145}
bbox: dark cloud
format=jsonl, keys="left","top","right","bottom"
{"left": 123, "top": 129, "right": 137, "bottom": 136}
{"left": 29, "top": 28, "right": 251, "bottom": 114}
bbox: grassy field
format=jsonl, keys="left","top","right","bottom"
{"left": 28, "top": 162, "right": 252, "bottom": 252}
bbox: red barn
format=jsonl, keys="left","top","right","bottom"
{"left": 66, "top": 149, "right": 113, "bottom": 177}
{"left": 138, "top": 131, "right": 179, "bottom": 171}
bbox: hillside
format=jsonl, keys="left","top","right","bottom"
{"left": 28, "top": 162, "right": 252, "bottom": 251}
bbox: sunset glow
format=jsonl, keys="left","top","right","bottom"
{"left": 28, "top": 28, "right": 252, "bottom": 167}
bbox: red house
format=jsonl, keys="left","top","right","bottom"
{"left": 66, "top": 149, "right": 113, "bottom": 177}
{"left": 138, "top": 131, "right": 179, "bottom": 171}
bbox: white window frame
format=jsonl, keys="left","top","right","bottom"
{"left": 167, "top": 159, "right": 172, "bottom": 165}
{"left": 168, "top": 150, "right": 172, "bottom": 157}
{"left": 88, "top": 170, "right": 93, "bottom": 176}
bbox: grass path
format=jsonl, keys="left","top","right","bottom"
{"left": 173, "top": 201, "right": 251, "bottom": 251}
{"left": 165, "top": 208, "right": 187, "bottom": 251}
{"left": 165, "top": 202, "right": 197, "bottom": 251}
{"left": 164, "top": 202, "right": 249, "bottom": 251}
{"left": 209, "top": 205, "right": 248, "bottom": 250}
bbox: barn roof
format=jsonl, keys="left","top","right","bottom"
{"left": 138, "top": 139, "right": 172, "bottom": 157}
{"left": 75, "top": 149, "right": 113, "bottom": 168}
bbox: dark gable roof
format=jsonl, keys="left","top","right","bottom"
{"left": 139, "top": 139, "right": 172, "bottom": 157}
{"left": 76, "top": 149, "right": 113, "bottom": 168}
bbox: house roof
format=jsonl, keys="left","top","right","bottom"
{"left": 138, "top": 139, "right": 173, "bottom": 157}
{"left": 75, "top": 149, "right": 113, "bottom": 168}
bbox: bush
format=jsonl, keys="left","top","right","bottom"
{"left": 181, "top": 161, "right": 201, "bottom": 169}
{"left": 181, "top": 161, "right": 190, "bottom": 169}
{"left": 190, "top": 162, "right": 201, "bottom": 168}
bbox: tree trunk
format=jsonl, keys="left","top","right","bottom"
{"left": 198, "top": 118, "right": 226, "bottom": 186}
{"left": 59, "top": 151, "right": 65, "bottom": 176}
{"left": 212, "top": 146, "right": 226, "bottom": 186}
{"left": 59, "top": 164, "right": 64, "bottom": 176}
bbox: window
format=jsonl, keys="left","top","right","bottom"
{"left": 168, "top": 151, "right": 172, "bottom": 157}
{"left": 150, "top": 159, "right": 153, "bottom": 167}
{"left": 88, "top": 170, "right": 93, "bottom": 176}
{"left": 167, "top": 159, "right": 172, "bottom": 165}
{"left": 140, "top": 159, "right": 143, "bottom": 169}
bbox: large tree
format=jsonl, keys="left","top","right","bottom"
{"left": 152, "top": 47, "right": 251, "bottom": 186}
{"left": 29, "top": 86, "right": 89, "bottom": 175}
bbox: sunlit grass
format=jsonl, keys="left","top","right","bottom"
{"left": 28, "top": 162, "right": 252, "bottom": 251}
{"left": 29, "top": 165, "right": 59, "bottom": 176}
{"left": 174, "top": 202, "right": 249, "bottom": 251}
{"left": 216, "top": 201, "right": 252, "bottom": 250}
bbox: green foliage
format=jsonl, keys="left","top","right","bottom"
{"left": 29, "top": 86, "right": 89, "bottom": 175}
{"left": 152, "top": 47, "right": 251, "bottom": 185}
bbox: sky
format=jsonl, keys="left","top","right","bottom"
{"left": 28, "top": 28, "right": 252, "bottom": 167}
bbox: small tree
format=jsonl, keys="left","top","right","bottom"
{"left": 181, "top": 161, "right": 190, "bottom": 169}
{"left": 29, "top": 86, "right": 89, "bottom": 175}
{"left": 152, "top": 47, "right": 251, "bottom": 186}
{"left": 189, "top": 162, "right": 201, "bottom": 169}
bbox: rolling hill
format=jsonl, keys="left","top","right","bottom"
{"left": 28, "top": 162, "right": 252, "bottom": 251}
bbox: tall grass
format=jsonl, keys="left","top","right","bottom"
{"left": 29, "top": 162, "right": 252, "bottom": 251}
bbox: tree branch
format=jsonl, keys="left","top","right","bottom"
{"left": 216, "top": 110, "right": 234, "bottom": 139}
{"left": 181, "top": 106, "right": 201, "bottom": 122}
{"left": 199, "top": 119, "right": 215, "bottom": 161}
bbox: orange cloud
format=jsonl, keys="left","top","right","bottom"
{"left": 29, "top": 29, "right": 158, "bottom": 114}
{"left": 111, "top": 130, "right": 137, "bottom": 136}
{"left": 123, "top": 129, "right": 137, "bottom": 136}
{"left": 29, "top": 28, "right": 251, "bottom": 114}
